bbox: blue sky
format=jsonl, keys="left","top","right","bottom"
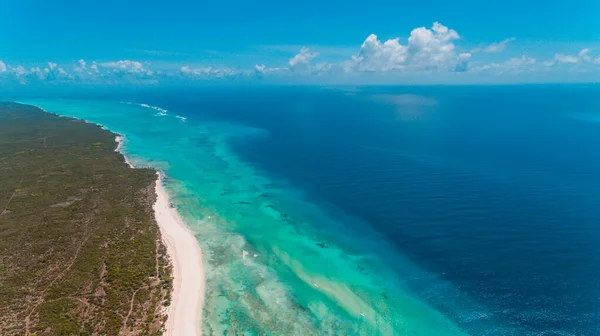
{"left": 1, "top": 0, "right": 599, "bottom": 85}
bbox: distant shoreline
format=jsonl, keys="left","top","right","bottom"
{"left": 114, "top": 135, "right": 205, "bottom": 336}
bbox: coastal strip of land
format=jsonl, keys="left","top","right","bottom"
{"left": 116, "top": 136, "right": 205, "bottom": 336}
{"left": 0, "top": 102, "right": 203, "bottom": 336}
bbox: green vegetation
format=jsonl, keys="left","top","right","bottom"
{"left": 0, "top": 102, "right": 172, "bottom": 335}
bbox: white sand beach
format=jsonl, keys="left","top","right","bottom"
{"left": 116, "top": 136, "right": 205, "bottom": 336}
{"left": 114, "top": 136, "right": 134, "bottom": 168}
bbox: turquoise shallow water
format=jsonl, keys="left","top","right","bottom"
{"left": 19, "top": 98, "right": 476, "bottom": 335}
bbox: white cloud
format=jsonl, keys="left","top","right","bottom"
{"left": 254, "top": 64, "right": 286, "bottom": 75}
{"left": 44, "top": 62, "right": 72, "bottom": 81}
{"left": 504, "top": 55, "right": 536, "bottom": 67}
{"left": 31, "top": 67, "right": 45, "bottom": 80}
{"left": 543, "top": 49, "right": 600, "bottom": 67}
{"left": 482, "top": 38, "right": 516, "bottom": 53}
{"left": 13, "top": 65, "right": 27, "bottom": 76}
{"left": 554, "top": 53, "right": 579, "bottom": 64}
{"left": 578, "top": 48, "right": 592, "bottom": 62}
{"left": 471, "top": 63, "right": 500, "bottom": 72}
{"left": 314, "top": 62, "right": 334, "bottom": 74}
{"left": 409, "top": 22, "right": 461, "bottom": 69}
{"left": 100, "top": 60, "right": 153, "bottom": 77}
{"left": 180, "top": 66, "right": 239, "bottom": 79}
{"left": 3, "top": 59, "right": 157, "bottom": 84}
{"left": 74, "top": 59, "right": 87, "bottom": 72}
{"left": 454, "top": 52, "right": 471, "bottom": 72}
{"left": 2, "top": 65, "right": 43, "bottom": 84}
{"left": 458, "top": 52, "right": 472, "bottom": 60}
{"left": 346, "top": 22, "right": 465, "bottom": 72}
{"left": 1, "top": 61, "right": 82, "bottom": 84}
{"left": 349, "top": 34, "right": 408, "bottom": 71}
{"left": 101, "top": 60, "right": 142, "bottom": 71}
{"left": 180, "top": 66, "right": 210, "bottom": 76}
{"left": 73, "top": 59, "right": 100, "bottom": 80}
{"left": 288, "top": 47, "right": 319, "bottom": 71}
{"left": 2, "top": 37, "right": 598, "bottom": 86}
{"left": 11, "top": 66, "right": 28, "bottom": 84}
{"left": 472, "top": 55, "right": 536, "bottom": 73}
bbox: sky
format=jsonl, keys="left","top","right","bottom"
{"left": 1, "top": 0, "right": 600, "bottom": 85}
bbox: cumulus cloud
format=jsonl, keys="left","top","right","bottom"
{"left": 100, "top": 60, "right": 153, "bottom": 76}
{"left": 472, "top": 55, "right": 536, "bottom": 73}
{"left": 254, "top": 64, "right": 287, "bottom": 75}
{"left": 288, "top": 47, "right": 319, "bottom": 71}
{"left": 407, "top": 22, "right": 461, "bottom": 69}
{"left": 454, "top": 52, "right": 471, "bottom": 72}
{"left": 348, "top": 34, "right": 408, "bottom": 71}
{"left": 180, "top": 66, "right": 239, "bottom": 79}
{"left": 554, "top": 54, "right": 579, "bottom": 64}
{"left": 74, "top": 59, "right": 100, "bottom": 77}
{"left": 543, "top": 49, "right": 598, "bottom": 67}
{"left": 504, "top": 55, "right": 536, "bottom": 67}
{"left": 314, "top": 62, "right": 334, "bottom": 74}
{"left": 471, "top": 63, "right": 500, "bottom": 72}
{"left": 3, "top": 62, "right": 73, "bottom": 83}
{"left": 74, "top": 59, "right": 86, "bottom": 72}
{"left": 180, "top": 66, "right": 210, "bottom": 76}
{"left": 13, "top": 66, "right": 27, "bottom": 76}
{"left": 346, "top": 22, "right": 465, "bottom": 72}
{"left": 7, "top": 66, "right": 28, "bottom": 84}
{"left": 29, "top": 67, "right": 44, "bottom": 80}
{"left": 542, "top": 60, "right": 554, "bottom": 67}
{"left": 578, "top": 48, "right": 592, "bottom": 62}
{"left": 42, "top": 62, "right": 72, "bottom": 81}
{"left": 3, "top": 34, "right": 599, "bottom": 85}
{"left": 2, "top": 59, "right": 155, "bottom": 85}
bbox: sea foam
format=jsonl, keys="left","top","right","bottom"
{"left": 134, "top": 102, "right": 169, "bottom": 116}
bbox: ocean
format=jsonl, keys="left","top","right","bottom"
{"left": 18, "top": 84, "right": 600, "bottom": 335}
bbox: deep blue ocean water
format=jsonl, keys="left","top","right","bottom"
{"left": 16, "top": 84, "right": 600, "bottom": 335}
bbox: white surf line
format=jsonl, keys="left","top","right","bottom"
{"left": 136, "top": 102, "right": 169, "bottom": 116}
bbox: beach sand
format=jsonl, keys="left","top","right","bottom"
{"left": 116, "top": 136, "right": 205, "bottom": 336}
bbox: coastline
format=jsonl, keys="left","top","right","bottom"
{"left": 115, "top": 136, "right": 205, "bottom": 336}
{"left": 114, "top": 136, "right": 133, "bottom": 167}
{"left": 13, "top": 99, "right": 473, "bottom": 335}
{"left": 17, "top": 102, "right": 205, "bottom": 335}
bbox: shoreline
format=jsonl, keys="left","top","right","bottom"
{"left": 16, "top": 102, "right": 205, "bottom": 335}
{"left": 115, "top": 136, "right": 204, "bottom": 336}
